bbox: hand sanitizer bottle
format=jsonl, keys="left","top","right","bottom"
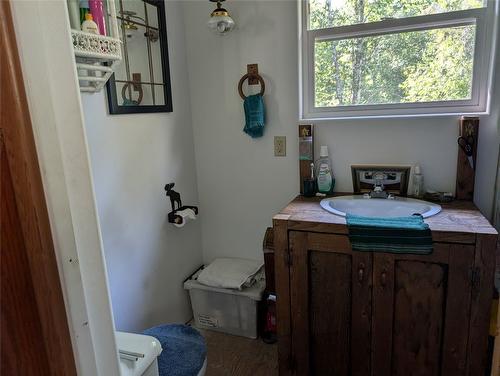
{"left": 316, "top": 146, "right": 335, "bottom": 194}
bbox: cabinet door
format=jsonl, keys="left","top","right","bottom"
{"left": 372, "top": 244, "right": 475, "bottom": 376}
{"left": 289, "top": 232, "right": 372, "bottom": 376}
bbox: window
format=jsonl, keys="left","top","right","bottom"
{"left": 300, "top": 0, "right": 497, "bottom": 119}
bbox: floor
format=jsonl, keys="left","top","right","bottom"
{"left": 199, "top": 329, "right": 278, "bottom": 376}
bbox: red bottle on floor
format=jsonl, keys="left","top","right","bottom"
{"left": 262, "top": 294, "right": 277, "bottom": 344}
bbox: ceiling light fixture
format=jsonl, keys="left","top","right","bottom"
{"left": 207, "top": 0, "right": 235, "bottom": 35}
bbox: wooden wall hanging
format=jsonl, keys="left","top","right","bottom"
{"left": 456, "top": 116, "right": 479, "bottom": 200}
{"left": 299, "top": 124, "right": 314, "bottom": 194}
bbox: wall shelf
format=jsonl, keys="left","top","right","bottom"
{"left": 72, "top": 0, "right": 122, "bottom": 93}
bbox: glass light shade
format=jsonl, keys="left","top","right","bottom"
{"left": 207, "top": 13, "right": 235, "bottom": 35}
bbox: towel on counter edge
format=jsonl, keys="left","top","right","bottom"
{"left": 346, "top": 214, "right": 433, "bottom": 254}
{"left": 243, "top": 94, "right": 265, "bottom": 138}
{"left": 197, "top": 257, "right": 264, "bottom": 290}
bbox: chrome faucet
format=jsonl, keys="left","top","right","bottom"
{"left": 356, "top": 167, "right": 405, "bottom": 199}
{"left": 369, "top": 173, "right": 393, "bottom": 199}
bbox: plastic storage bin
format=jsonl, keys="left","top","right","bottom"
{"left": 184, "top": 270, "right": 264, "bottom": 339}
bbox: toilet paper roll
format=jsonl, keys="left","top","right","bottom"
{"left": 173, "top": 208, "right": 197, "bottom": 228}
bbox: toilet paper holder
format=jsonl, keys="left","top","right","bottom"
{"left": 165, "top": 183, "right": 198, "bottom": 226}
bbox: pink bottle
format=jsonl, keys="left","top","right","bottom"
{"left": 89, "top": 0, "right": 106, "bottom": 36}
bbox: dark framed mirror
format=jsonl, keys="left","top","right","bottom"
{"left": 106, "top": 0, "right": 172, "bottom": 114}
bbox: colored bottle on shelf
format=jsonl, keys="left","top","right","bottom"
{"left": 79, "top": 0, "right": 90, "bottom": 24}
{"left": 316, "top": 146, "right": 335, "bottom": 194}
{"left": 89, "top": 0, "right": 107, "bottom": 36}
{"left": 81, "top": 13, "right": 100, "bottom": 34}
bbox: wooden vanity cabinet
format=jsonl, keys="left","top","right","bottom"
{"left": 273, "top": 197, "right": 498, "bottom": 376}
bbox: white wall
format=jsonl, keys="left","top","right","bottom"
{"left": 477, "top": 18, "right": 500, "bottom": 219}
{"left": 11, "top": 0, "right": 120, "bottom": 374}
{"left": 183, "top": 0, "right": 500, "bottom": 262}
{"left": 82, "top": 0, "right": 203, "bottom": 332}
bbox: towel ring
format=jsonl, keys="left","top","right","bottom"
{"left": 238, "top": 73, "right": 265, "bottom": 100}
{"left": 121, "top": 82, "right": 144, "bottom": 105}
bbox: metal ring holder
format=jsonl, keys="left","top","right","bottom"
{"left": 238, "top": 73, "right": 265, "bottom": 100}
{"left": 121, "top": 82, "right": 144, "bottom": 104}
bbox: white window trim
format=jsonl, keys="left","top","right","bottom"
{"left": 299, "top": 1, "right": 499, "bottom": 120}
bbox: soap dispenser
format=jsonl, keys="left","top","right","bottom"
{"left": 316, "top": 146, "right": 335, "bottom": 194}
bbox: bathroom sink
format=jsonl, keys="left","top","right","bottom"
{"left": 320, "top": 195, "right": 442, "bottom": 218}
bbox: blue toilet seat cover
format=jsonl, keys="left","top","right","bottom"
{"left": 143, "top": 324, "right": 207, "bottom": 376}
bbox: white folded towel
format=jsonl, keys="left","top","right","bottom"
{"left": 197, "top": 258, "right": 264, "bottom": 290}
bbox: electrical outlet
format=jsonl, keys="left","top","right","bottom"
{"left": 274, "top": 136, "right": 286, "bottom": 157}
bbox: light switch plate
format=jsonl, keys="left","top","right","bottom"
{"left": 274, "top": 136, "right": 286, "bottom": 157}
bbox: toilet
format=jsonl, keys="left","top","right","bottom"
{"left": 116, "top": 331, "right": 163, "bottom": 376}
{"left": 117, "top": 326, "right": 207, "bottom": 376}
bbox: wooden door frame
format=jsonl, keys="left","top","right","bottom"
{"left": 1, "top": 1, "right": 77, "bottom": 373}
{"left": 7, "top": 0, "right": 121, "bottom": 373}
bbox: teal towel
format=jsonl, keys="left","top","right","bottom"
{"left": 346, "top": 214, "right": 433, "bottom": 254}
{"left": 243, "top": 94, "right": 265, "bottom": 138}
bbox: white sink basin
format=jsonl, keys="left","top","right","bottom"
{"left": 320, "top": 195, "right": 442, "bottom": 218}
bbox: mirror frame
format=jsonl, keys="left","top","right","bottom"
{"left": 106, "top": 0, "right": 173, "bottom": 114}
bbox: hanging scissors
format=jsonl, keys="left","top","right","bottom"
{"left": 457, "top": 135, "right": 474, "bottom": 169}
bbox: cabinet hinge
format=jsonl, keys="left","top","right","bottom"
{"left": 470, "top": 267, "right": 481, "bottom": 291}
{"left": 284, "top": 249, "right": 292, "bottom": 266}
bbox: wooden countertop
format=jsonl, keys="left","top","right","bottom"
{"left": 273, "top": 195, "right": 498, "bottom": 239}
